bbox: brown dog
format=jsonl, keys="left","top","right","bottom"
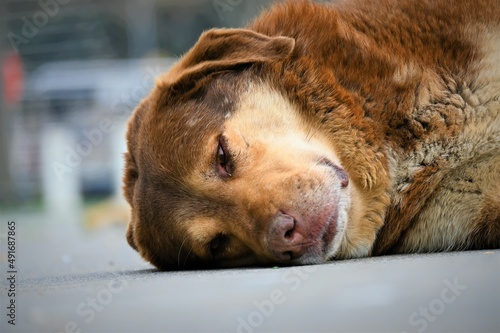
{"left": 123, "top": 0, "right": 500, "bottom": 269}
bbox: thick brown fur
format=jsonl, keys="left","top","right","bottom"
{"left": 124, "top": 0, "right": 500, "bottom": 269}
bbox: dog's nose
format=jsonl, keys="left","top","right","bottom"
{"left": 267, "top": 211, "right": 306, "bottom": 261}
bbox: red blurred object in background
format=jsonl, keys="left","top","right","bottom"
{"left": 2, "top": 52, "right": 24, "bottom": 106}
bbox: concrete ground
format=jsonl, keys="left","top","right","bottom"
{"left": 1, "top": 210, "right": 499, "bottom": 333}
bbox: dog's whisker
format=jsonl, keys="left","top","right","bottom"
{"left": 177, "top": 236, "right": 190, "bottom": 268}
{"left": 305, "top": 126, "right": 314, "bottom": 142}
{"left": 182, "top": 245, "right": 195, "bottom": 268}
{"left": 240, "top": 133, "right": 250, "bottom": 148}
{"left": 306, "top": 126, "right": 321, "bottom": 143}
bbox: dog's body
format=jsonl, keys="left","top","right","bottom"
{"left": 124, "top": 0, "right": 500, "bottom": 269}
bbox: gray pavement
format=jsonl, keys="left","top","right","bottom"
{"left": 1, "top": 211, "right": 499, "bottom": 333}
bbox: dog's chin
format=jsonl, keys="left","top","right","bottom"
{"left": 323, "top": 190, "right": 350, "bottom": 262}
{"left": 317, "top": 179, "right": 351, "bottom": 263}
{"left": 304, "top": 219, "right": 345, "bottom": 265}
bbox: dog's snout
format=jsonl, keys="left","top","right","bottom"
{"left": 268, "top": 211, "right": 305, "bottom": 261}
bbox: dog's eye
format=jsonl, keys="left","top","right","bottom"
{"left": 209, "top": 234, "right": 229, "bottom": 258}
{"left": 217, "top": 145, "right": 227, "bottom": 166}
{"left": 216, "top": 138, "right": 232, "bottom": 177}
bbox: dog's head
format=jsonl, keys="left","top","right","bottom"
{"left": 124, "top": 29, "right": 365, "bottom": 269}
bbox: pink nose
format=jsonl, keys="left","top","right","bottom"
{"left": 267, "top": 211, "right": 306, "bottom": 261}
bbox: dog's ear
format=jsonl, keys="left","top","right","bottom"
{"left": 158, "top": 28, "right": 295, "bottom": 96}
{"left": 123, "top": 96, "right": 150, "bottom": 205}
{"left": 126, "top": 221, "right": 138, "bottom": 251}
{"left": 123, "top": 96, "right": 152, "bottom": 253}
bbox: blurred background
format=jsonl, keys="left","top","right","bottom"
{"left": 0, "top": 0, "right": 278, "bottom": 226}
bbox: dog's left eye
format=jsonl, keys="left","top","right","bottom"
{"left": 209, "top": 234, "right": 229, "bottom": 258}
{"left": 217, "top": 145, "right": 227, "bottom": 166}
{"left": 216, "top": 138, "right": 232, "bottom": 177}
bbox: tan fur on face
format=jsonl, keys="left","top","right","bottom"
{"left": 225, "top": 83, "right": 353, "bottom": 260}
{"left": 184, "top": 82, "right": 354, "bottom": 263}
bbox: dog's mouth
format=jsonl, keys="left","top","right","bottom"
{"left": 321, "top": 205, "right": 340, "bottom": 254}
{"left": 266, "top": 160, "right": 348, "bottom": 265}
{"left": 302, "top": 160, "right": 349, "bottom": 262}
{"left": 303, "top": 199, "right": 341, "bottom": 263}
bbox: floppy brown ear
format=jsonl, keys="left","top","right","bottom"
{"left": 123, "top": 96, "right": 152, "bottom": 253}
{"left": 126, "top": 222, "right": 138, "bottom": 251}
{"left": 158, "top": 28, "right": 295, "bottom": 95}
{"left": 123, "top": 95, "right": 151, "bottom": 205}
